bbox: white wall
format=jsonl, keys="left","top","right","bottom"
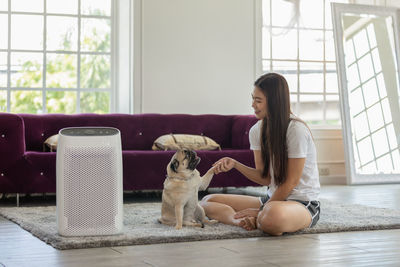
{"left": 134, "top": 0, "right": 258, "bottom": 115}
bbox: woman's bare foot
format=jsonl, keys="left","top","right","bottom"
{"left": 238, "top": 216, "right": 257, "bottom": 231}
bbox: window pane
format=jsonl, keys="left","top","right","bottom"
{"left": 376, "top": 154, "right": 393, "bottom": 174}
{"left": 262, "top": 27, "right": 271, "bottom": 59}
{"left": 272, "top": 60, "right": 297, "bottom": 93}
{"left": 358, "top": 55, "right": 374, "bottom": 83}
{"left": 0, "top": 90, "right": 6, "bottom": 112}
{"left": 11, "top": 0, "right": 43, "bottom": 12}
{"left": 372, "top": 128, "right": 389, "bottom": 157}
{"left": 262, "top": 0, "right": 270, "bottom": 26}
{"left": 326, "top": 94, "right": 340, "bottom": 123}
{"left": 366, "top": 103, "right": 384, "bottom": 132}
{"left": 46, "top": 91, "right": 76, "bottom": 114}
{"left": 362, "top": 78, "right": 379, "bottom": 108}
{"left": 0, "top": 14, "right": 7, "bottom": 49}
{"left": 361, "top": 161, "right": 376, "bottom": 174}
{"left": 81, "top": 0, "right": 111, "bottom": 16}
{"left": 11, "top": 52, "right": 43, "bottom": 88}
{"left": 299, "top": 29, "right": 324, "bottom": 60}
{"left": 0, "top": 0, "right": 7, "bottom": 11}
{"left": 353, "top": 28, "right": 370, "bottom": 59}
{"left": 345, "top": 39, "right": 356, "bottom": 65}
{"left": 326, "top": 63, "right": 338, "bottom": 93}
{"left": 300, "top": 0, "right": 323, "bottom": 29}
{"left": 358, "top": 137, "right": 374, "bottom": 166}
{"left": 11, "top": 15, "right": 43, "bottom": 50}
{"left": 271, "top": 0, "right": 294, "bottom": 27}
{"left": 325, "top": 0, "right": 333, "bottom": 30}
{"left": 353, "top": 112, "right": 369, "bottom": 141}
{"left": 271, "top": 27, "right": 297, "bottom": 60}
{"left": 367, "top": 23, "right": 377, "bottom": 48}
{"left": 0, "top": 52, "right": 6, "bottom": 87}
{"left": 80, "top": 91, "right": 109, "bottom": 113}
{"left": 80, "top": 54, "right": 110, "bottom": 89}
{"left": 47, "top": 16, "right": 78, "bottom": 51}
{"left": 325, "top": 31, "right": 336, "bottom": 61}
{"left": 299, "top": 62, "right": 323, "bottom": 93}
{"left": 47, "top": 0, "right": 78, "bottom": 14}
{"left": 10, "top": 90, "right": 42, "bottom": 114}
{"left": 46, "top": 53, "right": 77, "bottom": 88}
{"left": 349, "top": 87, "right": 365, "bottom": 116}
{"left": 346, "top": 63, "right": 360, "bottom": 91}
{"left": 290, "top": 93, "right": 298, "bottom": 114}
{"left": 81, "top": 18, "right": 111, "bottom": 52}
{"left": 262, "top": 60, "right": 271, "bottom": 72}
{"left": 371, "top": 48, "right": 382, "bottom": 73}
{"left": 298, "top": 94, "right": 324, "bottom": 124}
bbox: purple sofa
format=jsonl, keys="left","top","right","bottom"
{"left": 0, "top": 112, "right": 258, "bottom": 194}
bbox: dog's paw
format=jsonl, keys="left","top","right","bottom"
{"left": 175, "top": 224, "right": 183, "bottom": 230}
{"left": 204, "top": 219, "right": 218, "bottom": 225}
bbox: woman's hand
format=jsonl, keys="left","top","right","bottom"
{"left": 212, "top": 157, "right": 236, "bottom": 174}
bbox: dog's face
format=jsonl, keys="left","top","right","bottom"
{"left": 168, "top": 149, "right": 201, "bottom": 175}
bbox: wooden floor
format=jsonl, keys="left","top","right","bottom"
{"left": 1, "top": 184, "right": 400, "bottom": 267}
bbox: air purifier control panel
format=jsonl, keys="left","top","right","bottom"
{"left": 60, "top": 127, "right": 119, "bottom": 136}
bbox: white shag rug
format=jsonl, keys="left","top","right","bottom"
{"left": 1, "top": 199, "right": 400, "bottom": 250}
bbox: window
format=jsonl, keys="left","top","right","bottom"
{"left": 0, "top": 0, "right": 113, "bottom": 114}
{"left": 262, "top": 0, "right": 348, "bottom": 125}
{"left": 345, "top": 18, "right": 400, "bottom": 173}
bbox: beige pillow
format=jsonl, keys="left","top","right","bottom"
{"left": 152, "top": 134, "right": 221, "bottom": 151}
{"left": 43, "top": 134, "right": 59, "bottom": 152}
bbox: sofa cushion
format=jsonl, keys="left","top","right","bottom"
{"left": 152, "top": 134, "right": 221, "bottom": 151}
{"left": 43, "top": 134, "right": 59, "bottom": 152}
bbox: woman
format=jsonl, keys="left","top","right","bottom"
{"left": 200, "top": 73, "right": 320, "bottom": 236}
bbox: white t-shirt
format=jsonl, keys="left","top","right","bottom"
{"left": 249, "top": 116, "right": 320, "bottom": 201}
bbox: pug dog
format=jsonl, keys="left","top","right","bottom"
{"left": 158, "top": 149, "right": 217, "bottom": 229}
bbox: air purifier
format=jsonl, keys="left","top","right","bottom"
{"left": 56, "top": 127, "right": 123, "bottom": 236}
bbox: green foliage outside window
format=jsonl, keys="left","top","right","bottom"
{"left": 0, "top": 90, "right": 7, "bottom": 112}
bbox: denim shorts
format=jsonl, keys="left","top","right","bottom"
{"left": 259, "top": 195, "right": 320, "bottom": 228}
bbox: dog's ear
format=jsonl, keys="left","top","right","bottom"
{"left": 170, "top": 159, "right": 179, "bottom": 173}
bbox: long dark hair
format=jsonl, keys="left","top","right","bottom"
{"left": 254, "top": 73, "right": 291, "bottom": 186}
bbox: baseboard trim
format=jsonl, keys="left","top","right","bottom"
{"left": 320, "top": 175, "right": 347, "bottom": 185}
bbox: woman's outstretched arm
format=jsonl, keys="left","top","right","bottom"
{"left": 213, "top": 150, "right": 271, "bottom": 186}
